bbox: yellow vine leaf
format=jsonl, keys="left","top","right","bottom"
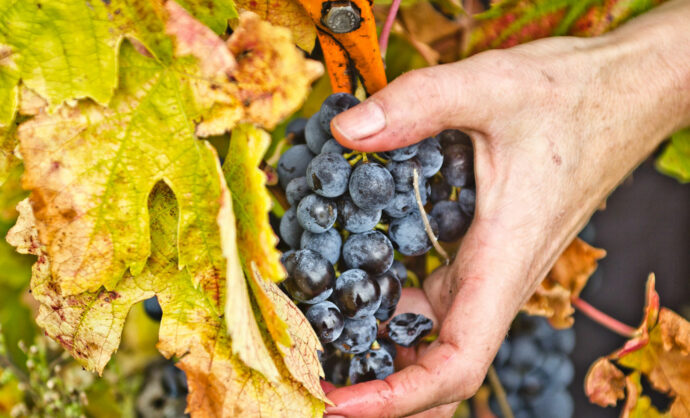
{"left": 522, "top": 238, "right": 606, "bottom": 328}
{"left": 223, "top": 123, "right": 285, "bottom": 282}
{"left": 584, "top": 275, "right": 690, "bottom": 417}
{"left": 236, "top": 0, "right": 317, "bottom": 52}
{"left": 0, "top": 44, "right": 19, "bottom": 126}
{"left": 8, "top": 186, "right": 325, "bottom": 416}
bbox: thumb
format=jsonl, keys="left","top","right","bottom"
{"left": 331, "top": 63, "right": 488, "bottom": 152}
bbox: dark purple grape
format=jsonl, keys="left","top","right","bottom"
{"left": 279, "top": 207, "right": 303, "bottom": 249}
{"left": 286, "top": 176, "right": 310, "bottom": 206}
{"left": 458, "top": 188, "right": 476, "bottom": 217}
{"left": 349, "top": 163, "right": 395, "bottom": 211}
{"left": 305, "top": 301, "right": 345, "bottom": 344}
{"left": 332, "top": 316, "right": 378, "bottom": 354}
{"left": 389, "top": 260, "right": 408, "bottom": 287}
{"left": 283, "top": 249, "right": 335, "bottom": 304}
{"left": 323, "top": 351, "right": 350, "bottom": 385}
{"left": 438, "top": 129, "right": 471, "bottom": 148}
{"left": 378, "top": 338, "right": 397, "bottom": 359}
{"left": 386, "top": 143, "right": 419, "bottom": 161}
{"left": 319, "top": 93, "right": 360, "bottom": 132}
{"left": 429, "top": 175, "right": 452, "bottom": 203}
{"left": 383, "top": 190, "right": 422, "bottom": 219}
{"left": 441, "top": 144, "right": 474, "bottom": 188}
{"left": 509, "top": 337, "right": 542, "bottom": 371}
{"left": 349, "top": 349, "right": 395, "bottom": 384}
{"left": 386, "top": 158, "right": 422, "bottom": 193}
{"left": 300, "top": 228, "right": 342, "bottom": 265}
{"left": 429, "top": 200, "right": 470, "bottom": 242}
{"left": 387, "top": 313, "right": 433, "bottom": 347}
{"left": 296, "top": 194, "right": 337, "bottom": 233}
{"left": 342, "top": 231, "right": 394, "bottom": 275}
{"left": 416, "top": 137, "right": 444, "bottom": 177}
{"left": 306, "top": 111, "right": 331, "bottom": 154}
{"left": 388, "top": 211, "right": 439, "bottom": 256}
{"left": 332, "top": 269, "right": 381, "bottom": 319}
{"left": 144, "top": 296, "right": 163, "bottom": 321}
{"left": 337, "top": 195, "right": 382, "bottom": 233}
{"left": 306, "top": 152, "right": 351, "bottom": 198}
{"left": 286, "top": 117, "right": 308, "bottom": 144}
{"left": 530, "top": 388, "right": 573, "bottom": 418}
{"left": 373, "top": 270, "right": 401, "bottom": 321}
{"left": 161, "top": 362, "right": 188, "bottom": 398}
{"left": 277, "top": 144, "right": 314, "bottom": 189}
{"left": 321, "top": 138, "right": 351, "bottom": 154}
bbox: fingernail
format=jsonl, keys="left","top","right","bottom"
{"left": 332, "top": 100, "right": 386, "bottom": 141}
{"left": 324, "top": 415, "right": 346, "bottom": 418}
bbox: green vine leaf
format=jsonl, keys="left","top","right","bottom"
{"left": 656, "top": 128, "right": 690, "bottom": 183}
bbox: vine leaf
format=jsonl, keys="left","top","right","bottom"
{"left": 522, "top": 238, "right": 606, "bottom": 328}
{"left": 7, "top": 187, "right": 325, "bottom": 416}
{"left": 236, "top": 0, "right": 317, "bottom": 52}
{"left": 585, "top": 358, "right": 626, "bottom": 407}
{"left": 464, "top": 0, "right": 667, "bottom": 57}
{"left": 585, "top": 275, "right": 690, "bottom": 417}
{"left": 656, "top": 128, "right": 690, "bottom": 183}
{"left": 223, "top": 124, "right": 285, "bottom": 283}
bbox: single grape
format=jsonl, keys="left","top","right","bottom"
{"left": 319, "top": 93, "right": 360, "bottom": 132}
{"left": 387, "top": 313, "right": 434, "bottom": 347}
{"left": 386, "top": 143, "right": 420, "bottom": 161}
{"left": 279, "top": 207, "right": 303, "bottom": 249}
{"left": 458, "top": 188, "right": 476, "bottom": 217}
{"left": 519, "top": 369, "right": 549, "bottom": 400}
{"left": 441, "top": 144, "right": 474, "bottom": 188}
{"left": 305, "top": 111, "right": 331, "bottom": 154}
{"left": 389, "top": 260, "right": 408, "bottom": 287}
{"left": 509, "top": 337, "right": 542, "bottom": 372}
{"left": 386, "top": 158, "right": 422, "bottom": 193}
{"left": 553, "top": 328, "right": 576, "bottom": 354}
{"left": 306, "top": 152, "right": 352, "bottom": 198}
{"left": 332, "top": 316, "right": 378, "bottom": 354}
{"left": 530, "top": 388, "right": 574, "bottom": 418}
{"left": 300, "top": 228, "right": 342, "bottom": 265}
{"left": 144, "top": 296, "right": 163, "bottom": 321}
{"left": 332, "top": 269, "right": 382, "bottom": 319}
{"left": 277, "top": 144, "right": 314, "bottom": 189}
{"left": 323, "top": 351, "right": 350, "bottom": 386}
{"left": 349, "top": 349, "right": 395, "bottom": 384}
{"left": 342, "top": 230, "right": 395, "bottom": 275}
{"left": 305, "top": 301, "right": 345, "bottom": 344}
{"left": 321, "top": 138, "right": 351, "bottom": 154}
{"left": 373, "top": 270, "right": 402, "bottom": 321}
{"left": 383, "top": 190, "right": 421, "bottom": 219}
{"left": 283, "top": 249, "right": 336, "bottom": 303}
{"left": 280, "top": 249, "right": 296, "bottom": 274}
{"left": 496, "top": 366, "right": 523, "bottom": 393}
{"left": 429, "top": 175, "right": 452, "bottom": 203}
{"left": 388, "top": 211, "right": 439, "bottom": 256}
{"left": 416, "top": 137, "right": 444, "bottom": 177}
{"left": 337, "top": 195, "right": 382, "bottom": 233}
{"left": 296, "top": 194, "right": 337, "bottom": 233}
{"left": 430, "top": 200, "right": 470, "bottom": 242}
{"left": 286, "top": 176, "right": 310, "bottom": 207}
{"left": 438, "top": 129, "right": 471, "bottom": 148}
{"left": 378, "top": 338, "right": 397, "bottom": 359}
{"left": 349, "top": 163, "right": 395, "bottom": 211}
{"left": 539, "top": 353, "right": 574, "bottom": 387}
{"left": 286, "top": 117, "right": 308, "bottom": 144}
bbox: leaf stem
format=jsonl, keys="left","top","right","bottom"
{"left": 572, "top": 297, "right": 636, "bottom": 338}
{"left": 487, "top": 365, "right": 514, "bottom": 418}
{"left": 379, "top": 0, "right": 403, "bottom": 58}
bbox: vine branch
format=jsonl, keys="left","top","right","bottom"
{"left": 487, "top": 365, "right": 514, "bottom": 418}
{"left": 379, "top": 0, "right": 402, "bottom": 58}
{"left": 413, "top": 169, "right": 449, "bottom": 264}
{"left": 572, "top": 297, "right": 636, "bottom": 338}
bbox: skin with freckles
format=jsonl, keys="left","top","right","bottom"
{"left": 324, "top": 1, "right": 690, "bottom": 417}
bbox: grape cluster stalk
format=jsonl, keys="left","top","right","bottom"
{"left": 275, "top": 93, "right": 476, "bottom": 386}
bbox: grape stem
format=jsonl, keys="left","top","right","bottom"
{"left": 572, "top": 297, "right": 636, "bottom": 338}
{"left": 412, "top": 169, "right": 450, "bottom": 264}
{"left": 379, "top": 0, "right": 402, "bottom": 58}
{"left": 487, "top": 365, "right": 514, "bottom": 418}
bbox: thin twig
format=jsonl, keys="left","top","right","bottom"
{"left": 487, "top": 366, "right": 514, "bottom": 418}
{"left": 412, "top": 169, "right": 449, "bottom": 264}
{"left": 572, "top": 297, "right": 636, "bottom": 338}
{"left": 379, "top": 0, "right": 403, "bottom": 58}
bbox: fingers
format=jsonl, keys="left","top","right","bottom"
{"left": 407, "top": 402, "right": 461, "bottom": 418}
{"left": 325, "top": 221, "right": 532, "bottom": 417}
{"left": 331, "top": 63, "right": 491, "bottom": 152}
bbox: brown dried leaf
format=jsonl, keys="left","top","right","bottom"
{"left": 585, "top": 358, "right": 626, "bottom": 407}
{"left": 522, "top": 238, "right": 606, "bottom": 328}
{"left": 236, "top": 0, "right": 317, "bottom": 52}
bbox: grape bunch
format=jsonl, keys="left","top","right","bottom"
{"left": 276, "top": 93, "right": 476, "bottom": 386}
{"left": 491, "top": 315, "right": 576, "bottom": 418}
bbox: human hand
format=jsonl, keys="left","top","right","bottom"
{"left": 324, "top": 3, "right": 690, "bottom": 416}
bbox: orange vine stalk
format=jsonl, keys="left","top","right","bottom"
{"left": 572, "top": 297, "right": 636, "bottom": 338}
{"left": 379, "top": 0, "right": 402, "bottom": 57}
